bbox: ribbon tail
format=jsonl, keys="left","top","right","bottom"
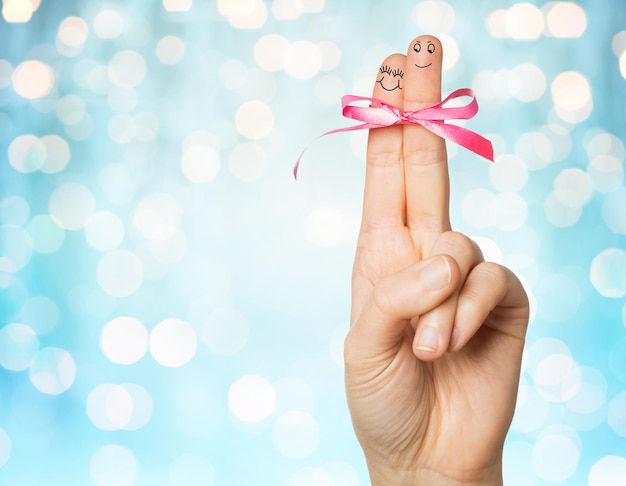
{"left": 420, "top": 120, "right": 494, "bottom": 162}
{"left": 293, "top": 122, "right": 384, "bottom": 179}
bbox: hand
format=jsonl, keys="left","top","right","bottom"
{"left": 344, "top": 35, "right": 530, "bottom": 485}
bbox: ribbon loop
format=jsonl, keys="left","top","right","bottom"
{"left": 294, "top": 88, "right": 493, "bottom": 179}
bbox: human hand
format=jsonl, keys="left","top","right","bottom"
{"left": 344, "top": 35, "right": 530, "bottom": 485}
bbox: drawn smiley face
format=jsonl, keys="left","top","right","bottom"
{"left": 412, "top": 38, "right": 437, "bottom": 68}
{"left": 376, "top": 64, "right": 404, "bottom": 91}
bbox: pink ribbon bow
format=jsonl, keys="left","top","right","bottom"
{"left": 294, "top": 88, "right": 494, "bottom": 179}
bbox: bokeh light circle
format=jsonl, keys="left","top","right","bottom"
{"left": 181, "top": 143, "right": 221, "bottom": 183}
{"left": 27, "top": 215, "right": 65, "bottom": 254}
{"left": 97, "top": 250, "right": 144, "bottom": 297}
{"left": 90, "top": 444, "right": 138, "bottom": 486}
{"left": 200, "top": 306, "right": 249, "bottom": 356}
{"left": 531, "top": 431, "right": 580, "bottom": 482}
{"left": 133, "top": 193, "right": 182, "bottom": 241}
{"left": 228, "top": 375, "right": 275, "bottom": 422}
{"left": 272, "top": 411, "right": 320, "bottom": 459}
{"left": 0, "top": 323, "right": 39, "bottom": 371}
{"left": 149, "top": 318, "right": 197, "bottom": 367}
{"left": 101, "top": 316, "right": 148, "bottom": 365}
{"left": 85, "top": 211, "right": 125, "bottom": 251}
{"left": 108, "top": 50, "right": 146, "bottom": 89}
{"left": 234, "top": 100, "right": 274, "bottom": 139}
{"left": 49, "top": 182, "right": 96, "bottom": 230}
{"left": 590, "top": 248, "right": 626, "bottom": 298}
{"left": 607, "top": 391, "right": 626, "bottom": 437}
{"left": 12, "top": 60, "right": 54, "bottom": 99}
{"left": 29, "top": 347, "right": 76, "bottom": 395}
{"left": 602, "top": 187, "right": 626, "bottom": 234}
{"left": 588, "top": 456, "right": 626, "bottom": 485}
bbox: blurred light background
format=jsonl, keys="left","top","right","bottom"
{"left": 0, "top": 0, "right": 625, "bottom": 484}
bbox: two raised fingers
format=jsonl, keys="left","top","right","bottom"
{"left": 362, "top": 35, "right": 450, "bottom": 233}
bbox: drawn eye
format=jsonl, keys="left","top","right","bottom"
{"left": 413, "top": 42, "right": 421, "bottom": 53}
{"left": 427, "top": 42, "right": 436, "bottom": 54}
{"left": 379, "top": 65, "right": 404, "bottom": 77}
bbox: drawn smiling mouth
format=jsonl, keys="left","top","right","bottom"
{"left": 415, "top": 63, "right": 432, "bottom": 68}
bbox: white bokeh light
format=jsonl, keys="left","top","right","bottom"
{"left": 133, "top": 193, "right": 182, "bottom": 241}
{"left": 228, "top": 142, "right": 266, "bottom": 181}
{"left": 272, "top": 411, "right": 320, "bottom": 459}
{"left": 254, "top": 34, "right": 290, "bottom": 72}
{"left": 40, "top": 134, "right": 71, "bottom": 173}
{"left": 544, "top": 2, "right": 587, "bottom": 38}
{"left": 489, "top": 155, "right": 528, "bottom": 192}
{"left": 90, "top": 444, "right": 138, "bottom": 486}
{"left": 285, "top": 41, "right": 323, "bottom": 79}
{"left": 149, "top": 318, "right": 197, "bottom": 367}
{"left": 590, "top": 248, "right": 626, "bottom": 298}
{"left": 412, "top": 0, "right": 455, "bottom": 33}
{"left": 504, "top": 3, "right": 544, "bottom": 40}
{"left": 305, "top": 207, "right": 345, "bottom": 246}
{"left": 8, "top": 134, "right": 45, "bottom": 173}
{"left": 87, "top": 382, "right": 152, "bottom": 431}
{"left": 156, "top": 35, "right": 185, "bottom": 65}
{"left": 0, "top": 323, "right": 39, "bottom": 371}
{"left": 56, "top": 16, "right": 89, "bottom": 56}
{"left": 12, "top": 60, "right": 55, "bottom": 99}
{"left": 181, "top": 143, "right": 221, "bottom": 183}
{"left": 553, "top": 168, "right": 593, "bottom": 208}
{"left": 235, "top": 100, "right": 274, "bottom": 139}
{"left": 229, "top": 375, "right": 275, "bottom": 423}
{"left": 97, "top": 250, "right": 144, "bottom": 297}
{"left": 603, "top": 188, "right": 626, "bottom": 234}
{"left": 108, "top": 50, "right": 146, "bottom": 89}
{"left": 29, "top": 347, "right": 76, "bottom": 395}
{"left": 85, "top": 211, "right": 125, "bottom": 251}
{"left": 27, "top": 214, "right": 65, "bottom": 254}
{"left": 273, "top": 376, "right": 315, "bottom": 415}
{"left": 532, "top": 430, "right": 580, "bottom": 482}
{"left": 93, "top": 9, "right": 124, "bottom": 39}
{"left": 551, "top": 71, "right": 593, "bottom": 123}
{"left": 588, "top": 456, "right": 626, "bottom": 485}
{"left": 101, "top": 316, "right": 149, "bottom": 365}
{"left": 49, "top": 182, "right": 96, "bottom": 230}
{"left": 216, "top": 0, "right": 267, "bottom": 29}
{"left": 200, "top": 306, "right": 249, "bottom": 356}
{"left": 608, "top": 391, "right": 626, "bottom": 437}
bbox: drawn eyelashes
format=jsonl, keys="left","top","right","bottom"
{"left": 380, "top": 65, "right": 404, "bottom": 77}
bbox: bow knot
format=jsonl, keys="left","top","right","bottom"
{"left": 294, "top": 88, "right": 493, "bottom": 179}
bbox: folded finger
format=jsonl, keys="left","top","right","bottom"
{"left": 412, "top": 232, "right": 483, "bottom": 361}
{"left": 450, "top": 262, "right": 529, "bottom": 352}
{"left": 346, "top": 254, "right": 459, "bottom": 361}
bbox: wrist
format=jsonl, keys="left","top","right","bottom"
{"left": 366, "top": 456, "right": 503, "bottom": 486}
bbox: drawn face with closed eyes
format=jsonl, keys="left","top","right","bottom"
{"left": 411, "top": 36, "right": 439, "bottom": 69}
{"left": 376, "top": 64, "right": 404, "bottom": 91}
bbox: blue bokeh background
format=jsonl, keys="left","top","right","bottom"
{"left": 1, "top": 0, "right": 626, "bottom": 484}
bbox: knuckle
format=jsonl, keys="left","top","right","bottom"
{"left": 436, "top": 231, "right": 483, "bottom": 263}
{"left": 371, "top": 277, "right": 399, "bottom": 317}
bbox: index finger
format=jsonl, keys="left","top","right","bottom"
{"left": 402, "top": 35, "right": 451, "bottom": 235}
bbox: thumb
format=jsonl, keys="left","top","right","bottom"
{"left": 347, "top": 255, "right": 459, "bottom": 358}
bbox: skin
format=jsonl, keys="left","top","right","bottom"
{"left": 344, "top": 35, "right": 530, "bottom": 485}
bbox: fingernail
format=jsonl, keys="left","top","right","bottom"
{"left": 422, "top": 256, "right": 451, "bottom": 290}
{"left": 416, "top": 327, "right": 438, "bottom": 353}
